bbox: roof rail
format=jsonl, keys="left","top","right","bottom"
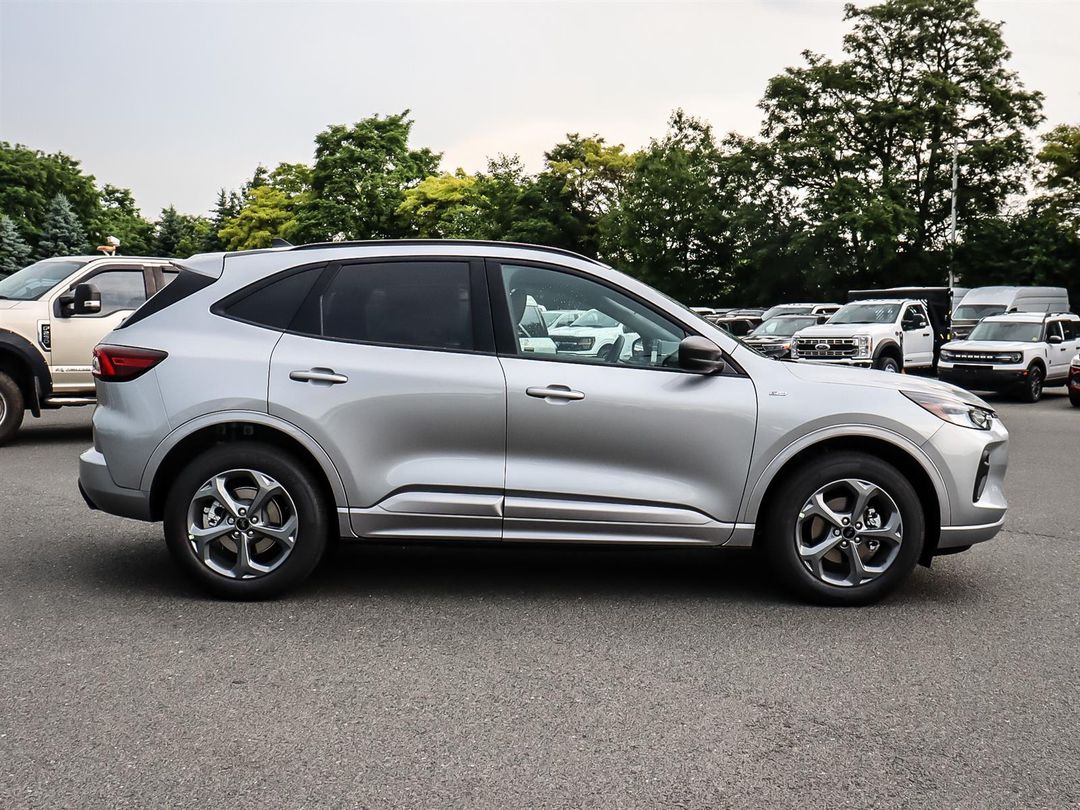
{"left": 287, "top": 239, "right": 605, "bottom": 266}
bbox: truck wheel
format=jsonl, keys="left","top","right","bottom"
{"left": 0, "top": 371, "right": 26, "bottom": 446}
{"left": 761, "top": 452, "right": 925, "bottom": 606}
{"left": 1068, "top": 388, "right": 1079, "bottom": 408}
{"left": 873, "top": 355, "right": 901, "bottom": 373}
{"left": 1018, "top": 365, "right": 1043, "bottom": 403}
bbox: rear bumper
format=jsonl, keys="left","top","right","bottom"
{"left": 78, "top": 448, "right": 153, "bottom": 521}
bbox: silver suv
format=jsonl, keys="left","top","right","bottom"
{"left": 79, "top": 241, "right": 1009, "bottom": 605}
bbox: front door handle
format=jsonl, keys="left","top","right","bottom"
{"left": 526, "top": 385, "right": 585, "bottom": 402}
{"left": 290, "top": 368, "right": 349, "bottom": 385}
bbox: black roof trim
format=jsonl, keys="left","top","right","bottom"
{"left": 287, "top": 239, "right": 604, "bottom": 266}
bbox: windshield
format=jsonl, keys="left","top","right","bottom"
{"left": 750, "top": 316, "right": 819, "bottom": 337}
{"left": 568, "top": 309, "right": 620, "bottom": 329}
{"left": 953, "top": 304, "right": 1006, "bottom": 321}
{"left": 0, "top": 259, "right": 87, "bottom": 301}
{"left": 967, "top": 321, "right": 1042, "bottom": 342}
{"left": 829, "top": 303, "right": 900, "bottom": 324}
{"left": 761, "top": 305, "right": 812, "bottom": 320}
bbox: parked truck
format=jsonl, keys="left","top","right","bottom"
{"left": 790, "top": 287, "right": 960, "bottom": 373}
{"left": 0, "top": 255, "right": 179, "bottom": 444}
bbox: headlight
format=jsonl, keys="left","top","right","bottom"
{"left": 902, "top": 391, "right": 994, "bottom": 430}
{"left": 939, "top": 349, "right": 955, "bottom": 361}
{"left": 855, "top": 335, "right": 871, "bottom": 359}
{"left": 994, "top": 352, "right": 1022, "bottom": 364}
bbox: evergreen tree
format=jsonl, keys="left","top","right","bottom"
{"left": 203, "top": 188, "right": 243, "bottom": 252}
{"left": 35, "top": 193, "right": 87, "bottom": 258}
{"left": 0, "top": 214, "right": 33, "bottom": 277}
{"left": 153, "top": 206, "right": 185, "bottom": 256}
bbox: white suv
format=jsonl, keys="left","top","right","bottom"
{"left": 791, "top": 299, "right": 935, "bottom": 373}
{"left": 938, "top": 312, "right": 1080, "bottom": 402}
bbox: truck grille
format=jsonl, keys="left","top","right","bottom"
{"left": 795, "top": 338, "right": 859, "bottom": 358}
{"left": 948, "top": 352, "right": 998, "bottom": 363}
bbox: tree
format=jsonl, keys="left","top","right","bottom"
{"left": 294, "top": 111, "right": 441, "bottom": 242}
{"left": 36, "top": 193, "right": 87, "bottom": 258}
{"left": 0, "top": 143, "right": 100, "bottom": 246}
{"left": 95, "top": 185, "right": 154, "bottom": 255}
{"left": 0, "top": 215, "right": 32, "bottom": 277}
{"left": 758, "top": 0, "right": 1043, "bottom": 291}
{"left": 1034, "top": 123, "right": 1080, "bottom": 227}
{"left": 398, "top": 170, "right": 487, "bottom": 238}
{"left": 154, "top": 206, "right": 211, "bottom": 258}
{"left": 219, "top": 186, "right": 300, "bottom": 250}
{"left": 202, "top": 188, "right": 244, "bottom": 252}
{"left": 601, "top": 111, "right": 739, "bottom": 303}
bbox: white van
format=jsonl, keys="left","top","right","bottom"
{"left": 951, "top": 286, "right": 1070, "bottom": 339}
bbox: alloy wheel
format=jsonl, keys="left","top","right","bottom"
{"left": 794, "top": 478, "right": 904, "bottom": 587}
{"left": 186, "top": 469, "right": 299, "bottom": 579}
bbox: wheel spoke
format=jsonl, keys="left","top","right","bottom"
{"left": 799, "top": 533, "right": 844, "bottom": 562}
{"left": 247, "top": 472, "right": 285, "bottom": 516}
{"left": 801, "top": 492, "right": 848, "bottom": 529}
{"left": 848, "top": 480, "right": 880, "bottom": 527}
{"left": 233, "top": 533, "right": 254, "bottom": 577}
{"left": 256, "top": 515, "right": 297, "bottom": 549}
{"left": 188, "top": 521, "right": 233, "bottom": 555}
{"left": 859, "top": 512, "right": 903, "bottom": 545}
{"left": 843, "top": 543, "right": 867, "bottom": 585}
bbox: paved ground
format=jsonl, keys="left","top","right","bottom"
{"left": 1, "top": 392, "right": 1078, "bottom": 809}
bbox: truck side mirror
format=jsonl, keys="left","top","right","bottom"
{"left": 60, "top": 283, "right": 102, "bottom": 317}
{"left": 1048, "top": 334, "right": 1063, "bottom": 345}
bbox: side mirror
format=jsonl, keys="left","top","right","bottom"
{"left": 60, "top": 283, "right": 102, "bottom": 317}
{"left": 679, "top": 336, "right": 726, "bottom": 374}
{"left": 1048, "top": 334, "right": 1063, "bottom": 345}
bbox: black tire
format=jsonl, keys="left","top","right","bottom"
{"left": 761, "top": 452, "right": 925, "bottom": 606}
{"left": 0, "top": 371, "right": 26, "bottom": 446}
{"left": 872, "top": 355, "right": 901, "bottom": 373}
{"left": 1018, "top": 364, "right": 1044, "bottom": 403}
{"left": 1069, "top": 388, "right": 1080, "bottom": 408}
{"left": 163, "top": 442, "right": 331, "bottom": 599}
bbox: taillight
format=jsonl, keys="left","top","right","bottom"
{"left": 92, "top": 345, "right": 168, "bottom": 382}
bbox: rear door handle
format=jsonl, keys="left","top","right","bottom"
{"left": 290, "top": 368, "right": 349, "bottom": 385}
{"left": 526, "top": 385, "right": 585, "bottom": 401}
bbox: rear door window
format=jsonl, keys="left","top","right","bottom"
{"left": 84, "top": 270, "right": 150, "bottom": 316}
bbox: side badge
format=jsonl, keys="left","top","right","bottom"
{"left": 769, "top": 390, "right": 788, "bottom": 397}
{"left": 38, "top": 320, "right": 51, "bottom": 351}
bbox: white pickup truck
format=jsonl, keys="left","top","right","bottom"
{"left": 791, "top": 298, "right": 936, "bottom": 373}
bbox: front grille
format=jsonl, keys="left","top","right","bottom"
{"left": 948, "top": 352, "right": 1000, "bottom": 363}
{"left": 795, "top": 337, "right": 859, "bottom": 358}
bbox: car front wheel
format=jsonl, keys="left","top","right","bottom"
{"left": 761, "top": 452, "right": 925, "bottom": 606}
{"left": 1019, "top": 365, "right": 1044, "bottom": 403}
{"left": 163, "top": 442, "right": 330, "bottom": 599}
{"left": 873, "top": 355, "right": 901, "bottom": 373}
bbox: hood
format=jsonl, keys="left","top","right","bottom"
{"left": 796, "top": 323, "right": 892, "bottom": 338}
{"left": 549, "top": 326, "right": 620, "bottom": 339}
{"left": 782, "top": 360, "right": 992, "bottom": 409}
{"left": 744, "top": 334, "right": 790, "bottom": 344}
{"left": 942, "top": 339, "right": 1033, "bottom": 353}
{"left": 0, "top": 300, "right": 25, "bottom": 311}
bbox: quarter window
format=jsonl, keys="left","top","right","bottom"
{"left": 499, "top": 263, "right": 688, "bottom": 369}
{"left": 224, "top": 266, "right": 323, "bottom": 330}
{"left": 1061, "top": 320, "right": 1077, "bottom": 341}
{"left": 84, "top": 271, "right": 148, "bottom": 316}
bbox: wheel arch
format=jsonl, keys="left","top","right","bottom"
{"left": 873, "top": 340, "right": 903, "bottom": 362}
{"left": 743, "top": 429, "right": 947, "bottom": 563}
{"left": 0, "top": 330, "right": 51, "bottom": 415}
{"left": 144, "top": 412, "right": 347, "bottom": 522}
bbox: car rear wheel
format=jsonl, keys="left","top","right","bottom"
{"left": 1070, "top": 388, "right": 1080, "bottom": 408}
{"left": 163, "top": 442, "right": 330, "bottom": 599}
{"left": 761, "top": 452, "right": 925, "bottom": 606}
{"left": 0, "top": 371, "right": 26, "bottom": 446}
{"left": 1018, "top": 365, "right": 1044, "bottom": 403}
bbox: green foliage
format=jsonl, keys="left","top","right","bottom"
{"left": 154, "top": 206, "right": 211, "bottom": 258}
{"left": 398, "top": 170, "right": 486, "bottom": 238}
{"left": 1035, "top": 124, "right": 1080, "bottom": 226}
{"left": 203, "top": 188, "right": 244, "bottom": 252}
{"left": 759, "top": 0, "right": 1043, "bottom": 290}
{"left": 0, "top": 215, "right": 32, "bottom": 277}
{"left": 295, "top": 111, "right": 440, "bottom": 242}
{"left": 95, "top": 185, "right": 154, "bottom": 255}
{"left": 219, "top": 186, "right": 301, "bottom": 250}
{"left": 0, "top": 143, "right": 99, "bottom": 247}
{"left": 36, "top": 194, "right": 87, "bottom": 258}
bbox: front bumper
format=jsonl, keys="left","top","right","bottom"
{"left": 938, "top": 363, "right": 1028, "bottom": 390}
{"left": 78, "top": 448, "right": 153, "bottom": 521}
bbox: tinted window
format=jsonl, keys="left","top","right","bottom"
{"left": 1062, "top": 320, "right": 1077, "bottom": 341}
{"left": 1045, "top": 321, "right": 1064, "bottom": 341}
{"left": 499, "top": 263, "right": 687, "bottom": 369}
{"left": 87, "top": 271, "right": 148, "bottom": 316}
{"left": 226, "top": 267, "right": 323, "bottom": 330}
{"left": 314, "top": 261, "right": 473, "bottom": 351}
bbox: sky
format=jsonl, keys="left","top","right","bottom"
{"left": 2, "top": 0, "right": 1078, "bottom": 218}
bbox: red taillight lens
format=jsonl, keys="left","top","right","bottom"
{"left": 92, "top": 345, "right": 168, "bottom": 382}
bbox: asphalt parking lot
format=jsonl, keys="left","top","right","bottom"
{"left": 1, "top": 392, "right": 1078, "bottom": 809}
